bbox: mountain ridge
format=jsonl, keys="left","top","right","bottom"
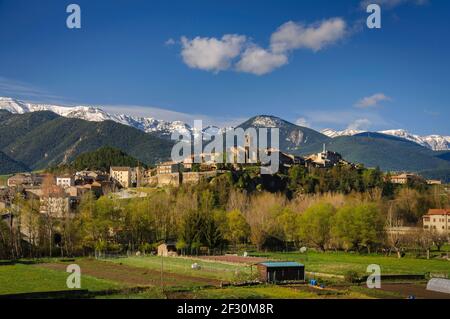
{"left": 0, "top": 110, "right": 173, "bottom": 170}
{"left": 0, "top": 109, "right": 449, "bottom": 181}
{"left": 1, "top": 97, "right": 448, "bottom": 150}
{"left": 321, "top": 128, "right": 450, "bottom": 151}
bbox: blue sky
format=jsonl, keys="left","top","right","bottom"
{"left": 0, "top": 0, "right": 449, "bottom": 134}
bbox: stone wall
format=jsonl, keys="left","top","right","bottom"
{"left": 182, "top": 171, "right": 217, "bottom": 184}
{"left": 157, "top": 173, "right": 180, "bottom": 186}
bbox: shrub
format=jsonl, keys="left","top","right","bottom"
{"left": 344, "top": 270, "right": 361, "bottom": 283}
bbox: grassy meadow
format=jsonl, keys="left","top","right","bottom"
{"left": 107, "top": 255, "right": 252, "bottom": 281}
{"left": 252, "top": 251, "right": 450, "bottom": 277}
{"left": 0, "top": 262, "right": 120, "bottom": 295}
{"left": 1, "top": 251, "right": 449, "bottom": 299}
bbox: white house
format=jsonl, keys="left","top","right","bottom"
{"left": 56, "top": 176, "right": 74, "bottom": 188}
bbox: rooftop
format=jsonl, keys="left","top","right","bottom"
{"left": 110, "top": 167, "right": 131, "bottom": 171}
{"left": 425, "top": 209, "right": 450, "bottom": 216}
{"left": 158, "top": 161, "right": 180, "bottom": 166}
{"left": 259, "top": 261, "right": 304, "bottom": 268}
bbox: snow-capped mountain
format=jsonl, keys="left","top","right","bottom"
{"left": 250, "top": 115, "right": 287, "bottom": 128}
{"left": 0, "top": 97, "right": 191, "bottom": 136}
{"left": 1, "top": 97, "right": 449, "bottom": 151}
{"left": 321, "top": 128, "right": 363, "bottom": 138}
{"left": 379, "top": 129, "right": 450, "bottom": 151}
{"left": 321, "top": 128, "right": 450, "bottom": 151}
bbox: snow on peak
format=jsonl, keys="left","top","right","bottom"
{"left": 321, "top": 128, "right": 363, "bottom": 138}
{"left": 322, "top": 127, "right": 450, "bottom": 151}
{"left": 250, "top": 115, "right": 285, "bottom": 128}
{"left": 0, "top": 96, "right": 192, "bottom": 136}
{"left": 1, "top": 97, "right": 448, "bottom": 151}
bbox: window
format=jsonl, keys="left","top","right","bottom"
{"left": 424, "top": 217, "right": 430, "bottom": 222}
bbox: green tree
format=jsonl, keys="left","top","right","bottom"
{"left": 297, "top": 203, "right": 335, "bottom": 251}
{"left": 202, "top": 209, "right": 225, "bottom": 254}
{"left": 333, "top": 203, "right": 384, "bottom": 252}
{"left": 225, "top": 209, "right": 250, "bottom": 248}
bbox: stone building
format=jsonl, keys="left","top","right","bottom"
{"left": 110, "top": 167, "right": 138, "bottom": 188}
{"left": 423, "top": 209, "right": 450, "bottom": 235}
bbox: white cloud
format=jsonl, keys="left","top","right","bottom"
{"left": 180, "top": 34, "right": 246, "bottom": 72}
{"left": 270, "top": 18, "right": 347, "bottom": 53}
{"left": 355, "top": 93, "right": 392, "bottom": 108}
{"left": 236, "top": 46, "right": 288, "bottom": 75}
{"left": 177, "top": 17, "right": 349, "bottom": 75}
{"left": 347, "top": 118, "right": 372, "bottom": 130}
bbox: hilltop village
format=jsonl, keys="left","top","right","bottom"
{"left": 0, "top": 146, "right": 346, "bottom": 213}
{"left": 1, "top": 144, "right": 441, "bottom": 222}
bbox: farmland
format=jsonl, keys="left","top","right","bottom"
{"left": 106, "top": 256, "right": 253, "bottom": 282}
{"left": 252, "top": 251, "right": 450, "bottom": 277}
{"left": 0, "top": 261, "right": 120, "bottom": 295}
{"left": 1, "top": 251, "right": 449, "bottom": 299}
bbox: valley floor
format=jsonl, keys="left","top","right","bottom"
{"left": 1, "top": 251, "right": 449, "bottom": 299}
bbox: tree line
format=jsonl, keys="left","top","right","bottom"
{"left": 1, "top": 173, "right": 448, "bottom": 259}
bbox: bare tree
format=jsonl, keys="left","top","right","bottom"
{"left": 385, "top": 203, "right": 406, "bottom": 258}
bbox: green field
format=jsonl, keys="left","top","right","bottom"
{"left": 0, "top": 262, "right": 120, "bottom": 295}
{"left": 1, "top": 251, "right": 449, "bottom": 299}
{"left": 252, "top": 251, "right": 450, "bottom": 277}
{"left": 107, "top": 256, "right": 252, "bottom": 281}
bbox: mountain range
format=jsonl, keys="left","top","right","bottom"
{"left": 321, "top": 128, "right": 450, "bottom": 151}
{"left": 0, "top": 97, "right": 449, "bottom": 182}
{"left": 1, "top": 97, "right": 448, "bottom": 151}
{"left": 0, "top": 97, "right": 191, "bottom": 138}
{"left": 0, "top": 109, "right": 172, "bottom": 172}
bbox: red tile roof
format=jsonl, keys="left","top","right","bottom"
{"left": 425, "top": 209, "right": 450, "bottom": 216}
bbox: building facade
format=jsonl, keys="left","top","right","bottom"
{"left": 390, "top": 173, "right": 425, "bottom": 185}
{"left": 110, "top": 167, "right": 134, "bottom": 188}
{"left": 56, "top": 176, "right": 74, "bottom": 188}
{"left": 257, "top": 261, "right": 305, "bottom": 283}
{"left": 423, "top": 209, "right": 450, "bottom": 235}
{"left": 156, "top": 162, "right": 181, "bottom": 175}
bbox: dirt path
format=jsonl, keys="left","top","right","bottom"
{"left": 379, "top": 283, "right": 450, "bottom": 299}
{"left": 36, "top": 259, "right": 221, "bottom": 288}
{"left": 196, "top": 255, "right": 269, "bottom": 264}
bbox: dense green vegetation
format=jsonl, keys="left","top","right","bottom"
{"left": 2, "top": 168, "right": 447, "bottom": 260}
{"left": 51, "top": 146, "right": 146, "bottom": 172}
{"left": 0, "top": 151, "right": 29, "bottom": 174}
{"left": 0, "top": 110, "right": 172, "bottom": 170}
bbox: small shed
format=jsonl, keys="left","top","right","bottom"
{"left": 426, "top": 278, "right": 450, "bottom": 294}
{"left": 157, "top": 242, "right": 178, "bottom": 257}
{"left": 257, "top": 261, "right": 305, "bottom": 283}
